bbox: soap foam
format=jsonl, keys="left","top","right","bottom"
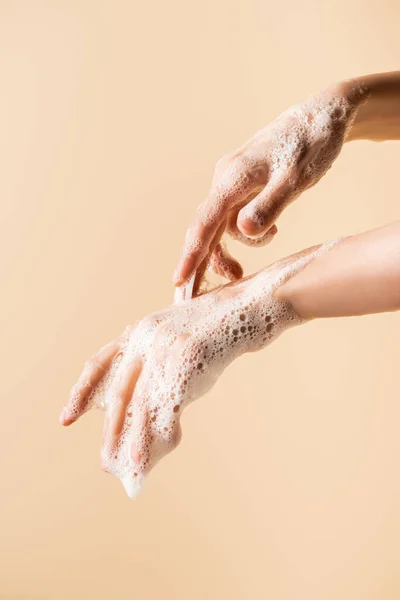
{"left": 180, "top": 84, "right": 363, "bottom": 275}
{"left": 68, "top": 239, "right": 341, "bottom": 498}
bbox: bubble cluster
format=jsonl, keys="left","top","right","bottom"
{"left": 183, "top": 84, "right": 363, "bottom": 249}
{"left": 174, "top": 85, "right": 362, "bottom": 289}
{"left": 77, "top": 239, "right": 341, "bottom": 498}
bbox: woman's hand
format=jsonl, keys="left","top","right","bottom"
{"left": 61, "top": 243, "right": 336, "bottom": 498}
{"left": 174, "top": 80, "right": 365, "bottom": 291}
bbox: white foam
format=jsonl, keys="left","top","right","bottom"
{"left": 86, "top": 239, "right": 341, "bottom": 498}
{"left": 181, "top": 85, "right": 362, "bottom": 250}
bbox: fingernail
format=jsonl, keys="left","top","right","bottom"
{"left": 59, "top": 408, "right": 67, "bottom": 424}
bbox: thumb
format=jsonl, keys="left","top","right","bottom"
{"left": 237, "top": 174, "right": 296, "bottom": 239}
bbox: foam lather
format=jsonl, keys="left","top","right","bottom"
{"left": 64, "top": 240, "right": 340, "bottom": 498}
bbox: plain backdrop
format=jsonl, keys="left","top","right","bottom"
{"left": 1, "top": 1, "right": 399, "bottom": 599}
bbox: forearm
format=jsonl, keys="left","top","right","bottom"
{"left": 343, "top": 71, "right": 400, "bottom": 141}
{"left": 275, "top": 222, "right": 400, "bottom": 319}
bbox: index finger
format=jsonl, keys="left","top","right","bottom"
{"left": 173, "top": 176, "right": 247, "bottom": 286}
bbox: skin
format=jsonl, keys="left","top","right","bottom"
{"left": 60, "top": 249, "right": 310, "bottom": 496}
{"left": 173, "top": 71, "right": 400, "bottom": 294}
{"left": 61, "top": 221, "right": 400, "bottom": 496}
{"left": 276, "top": 221, "right": 400, "bottom": 317}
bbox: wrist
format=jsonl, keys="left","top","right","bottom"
{"left": 331, "top": 78, "right": 369, "bottom": 142}
{"left": 344, "top": 71, "right": 400, "bottom": 141}
{"left": 274, "top": 272, "right": 310, "bottom": 321}
{"left": 344, "top": 76, "right": 375, "bottom": 142}
{"left": 225, "top": 263, "right": 307, "bottom": 355}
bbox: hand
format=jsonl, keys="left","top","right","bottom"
{"left": 174, "top": 80, "right": 365, "bottom": 292}
{"left": 60, "top": 244, "right": 333, "bottom": 498}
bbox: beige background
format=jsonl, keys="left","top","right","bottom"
{"left": 1, "top": 1, "right": 399, "bottom": 599}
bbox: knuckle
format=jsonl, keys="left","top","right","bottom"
{"left": 247, "top": 162, "right": 269, "bottom": 184}
{"left": 216, "top": 152, "right": 233, "bottom": 169}
{"left": 231, "top": 154, "right": 248, "bottom": 173}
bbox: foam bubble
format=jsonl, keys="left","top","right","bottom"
{"left": 88, "top": 239, "right": 341, "bottom": 497}
{"left": 196, "top": 85, "right": 362, "bottom": 238}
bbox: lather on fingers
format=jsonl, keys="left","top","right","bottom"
{"left": 174, "top": 80, "right": 364, "bottom": 287}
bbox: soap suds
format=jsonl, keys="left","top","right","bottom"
{"left": 64, "top": 239, "right": 341, "bottom": 498}
{"left": 177, "top": 84, "right": 363, "bottom": 283}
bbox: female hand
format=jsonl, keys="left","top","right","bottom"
{"left": 174, "top": 80, "right": 365, "bottom": 292}
{"left": 60, "top": 243, "right": 336, "bottom": 498}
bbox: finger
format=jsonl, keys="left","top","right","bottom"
{"left": 237, "top": 174, "right": 297, "bottom": 239}
{"left": 192, "top": 219, "right": 227, "bottom": 296}
{"left": 173, "top": 199, "right": 230, "bottom": 287}
{"left": 173, "top": 172, "right": 251, "bottom": 287}
{"left": 210, "top": 240, "right": 243, "bottom": 281}
{"left": 130, "top": 406, "right": 150, "bottom": 468}
{"left": 101, "top": 356, "right": 143, "bottom": 465}
{"left": 121, "top": 407, "right": 150, "bottom": 498}
{"left": 60, "top": 339, "right": 121, "bottom": 426}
